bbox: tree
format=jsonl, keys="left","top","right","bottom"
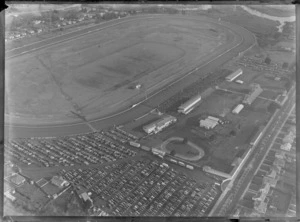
{"left": 170, "top": 150, "right": 176, "bottom": 156}
{"left": 284, "top": 80, "right": 292, "bottom": 91}
{"left": 182, "top": 138, "right": 188, "bottom": 144}
{"left": 103, "top": 12, "right": 117, "bottom": 20}
{"left": 81, "top": 7, "right": 87, "bottom": 13}
{"left": 230, "top": 130, "right": 236, "bottom": 136}
{"left": 264, "top": 57, "right": 271, "bottom": 65}
{"left": 282, "top": 62, "right": 289, "bottom": 69}
{"left": 64, "top": 10, "right": 78, "bottom": 20}
{"left": 267, "top": 102, "right": 280, "bottom": 113}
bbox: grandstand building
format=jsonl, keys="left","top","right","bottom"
{"left": 226, "top": 68, "right": 243, "bottom": 82}
{"left": 178, "top": 95, "right": 202, "bottom": 114}
{"left": 143, "top": 115, "right": 177, "bottom": 134}
{"left": 243, "top": 84, "right": 263, "bottom": 105}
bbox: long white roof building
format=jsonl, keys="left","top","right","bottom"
{"left": 232, "top": 104, "right": 244, "bottom": 114}
{"left": 178, "top": 95, "right": 202, "bottom": 114}
{"left": 243, "top": 84, "right": 263, "bottom": 105}
{"left": 226, "top": 68, "right": 243, "bottom": 82}
{"left": 143, "top": 115, "right": 177, "bottom": 134}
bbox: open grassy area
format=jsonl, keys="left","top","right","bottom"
{"left": 6, "top": 17, "right": 230, "bottom": 122}
{"left": 166, "top": 141, "right": 198, "bottom": 156}
{"left": 208, "top": 6, "right": 279, "bottom": 35}
{"left": 247, "top": 5, "right": 295, "bottom": 18}
{"left": 253, "top": 75, "right": 288, "bottom": 91}
{"left": 270, "top": 188, "right": 292, "bottom": 215}
{"left": 163, "top": 138, "right": 205, "bottom": 161}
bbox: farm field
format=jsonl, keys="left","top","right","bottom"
{"left": 5, "top": 16, "right": 235, "bottom": 125}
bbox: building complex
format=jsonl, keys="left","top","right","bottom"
{"left": 243, "top": 84, "right": 263, "bottom": 105}
{"left": 143, "top": 115, "right": 177, "bottom": 134}
{"left": 199, "top": 116, "right": 220, "bottom": 129}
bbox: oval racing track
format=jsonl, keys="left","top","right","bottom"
{"left": 5, "top": 14, "right": 256, "bottom": 139}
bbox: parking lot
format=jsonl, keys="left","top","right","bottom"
{"left": 59, "top": 157, "right": 221, "bottom": 216}
{"left": 5, "top": 131, "right": 137, "bottom": 168}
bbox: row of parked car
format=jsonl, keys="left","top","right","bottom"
{"left": 59, "top": 156, "right": 221, "bottom": 216}
{"left": 5, "top": 132, "right": 136, "bottom": 168}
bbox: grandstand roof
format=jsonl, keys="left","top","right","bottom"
{"left": 143, "top": 115, "right": 176, "bottom": 132}
{"left": 226, "top": 68, "right": 243, "bottom": 81}
{"left": 178, "top": 94, "right": 201, "bottom": 112}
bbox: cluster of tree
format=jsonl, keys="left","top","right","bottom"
{"left": 165, "top": 7, "right": 179, "bottom": 14}
{"left": 230, "top": 130, "right": 236, "bottom": 136}
{"left": 102, "top": 12, "right": 118, "bottom": 20}
{"left": 82, "top": 199, "right": 92, "bottom": 212}
{"left": 141, "top": 6, "right": 161, "bottom": 14}
{"left": 62, "top": 10, "right": 79, "bottom": 21}
{"left": 282, "top": 62, "right": 289, "bottom": 69}
{"left": 256, "top": 33, "right": 281, "bottom": 48}
{"left": 127, "top": 10, "right": 137, "bottom": 15}
{"left": 281, "top": 21, "right": 295, "bottom": 37}
{"left": 170, "top": 150, "right": 176, "bottom": 156}
{"left": 284, "top": 79, "right": 292, "bottom": 91}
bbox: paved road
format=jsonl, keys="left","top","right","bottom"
{"left": 5, "top": 15, "right": 256, "bottom": 139}
{"left": 211, "top": 86, "right": 295, "bottom": 216}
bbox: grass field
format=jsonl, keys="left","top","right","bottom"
{"left": 247, "top": 5, "right": 295, "bottom": 18}
{"left": 6, "top": 17, "right": 232, "bottom": 122}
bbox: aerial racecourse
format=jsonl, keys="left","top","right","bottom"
{"left": 5, "top": 15, "right": 255, "bottom": 138}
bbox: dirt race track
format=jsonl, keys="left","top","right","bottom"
{"left": 5, "top": 15, "right": 256, "bottom": 138}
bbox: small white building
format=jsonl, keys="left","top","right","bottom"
{"left": 226, "top": 68, "right": 243, "bottom": 82}
{"left": 51, "top": 176, "right": 69, "bottom": 188}
{"left": 200, "top": 117, "right": 219, "bottom": 129}
{"left": 4, "top": 191, "right": 16, "bottom": 202}
{"left": 232, "top": 104, "right": 244, "bottom": 114}
{"left": 207, "top": 116, "right": 219, "bottom": 122}
{"left": 281, "top": 143, "right": 291, "bottom": 151}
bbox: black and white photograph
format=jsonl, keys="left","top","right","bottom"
{"left": 3, "top": 2, "right": 297, "bottom": 219}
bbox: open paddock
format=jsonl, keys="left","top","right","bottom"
{"left": 260, "top": 90, "right": 281, "bottom": 100}
{"left": 270, "top": 188, "right": 292, "bottom": 215}
{"left": 191, "top": 90, "right": 244, "bottom": 117}
{"left": 253, "top": 75, "right": 289, "bottom": 91}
